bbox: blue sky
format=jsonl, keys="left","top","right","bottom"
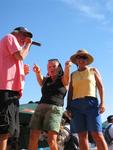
{"left": 0, "top": 0, "right": 113, "bottom": 122}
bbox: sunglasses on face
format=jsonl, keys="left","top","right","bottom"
{"left": 76, "top": 55, "right": 88, "bottom": 60}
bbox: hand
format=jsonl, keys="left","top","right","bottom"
{"left": 64, "top": 110, "right": 72, "bottom": 120}
{"left": 65, "top": 60, "right": 72, "bottom": 67}
{"left": 33, "top": 64, "right": 41, "bottom": 74}
{"left": 24, "top": 37, "right": 32, "bottom": 45}
{"left": 24, "top": 64, "right": 30, "bottom": 75}
{"left": 99, "top": 103, "right": 105, "bottom": 114}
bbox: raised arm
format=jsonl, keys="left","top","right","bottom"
{"left": 13, "top": 37, "right": 32, "bottom": 60}
{"left": 62, "top": 60, "right": 72, "bottom": 88}
{"left": 33, "top": 64, "right": 44, "bottom": 86}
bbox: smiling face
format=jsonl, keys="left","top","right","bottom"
{"left": 47, "top": 60, "right": 59, "bottom": 79}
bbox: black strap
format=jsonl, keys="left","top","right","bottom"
{"left": 104, "top": 124, "right": 113, "bottom": 144}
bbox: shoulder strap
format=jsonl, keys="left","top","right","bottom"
{"left": 106, "top": 124, "right": 112, "bottom": 132}
{"left": 104, "top": 124, "right": 113, "bottom": 144}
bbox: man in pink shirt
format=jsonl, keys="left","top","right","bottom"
{"left": 0, "top": 27, "right": 32, "bottom": 150}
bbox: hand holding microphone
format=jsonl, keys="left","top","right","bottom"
{"left": 14, "top": 27, "right": 42, "bottom": 47}
{"left": 25, "top": 38, "right": 41, "bottom": 47}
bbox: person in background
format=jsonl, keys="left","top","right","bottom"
{"left": 28, "top": 59, "right": 71, "bottom": 150}
{"left": 105, "top": 115, "right": 113, "bottom": 150}
{"left": 67, "top": 49, "right": 108, "bottom": 150}
{"left": 0, "top": 26, "right": 32, "bottom": 150}
{"left": 58, "top": 111, "right": 79, "bottom": 150}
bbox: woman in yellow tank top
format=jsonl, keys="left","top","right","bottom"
{"left": 67, "top": 49, "right": 108, "bottom": 150}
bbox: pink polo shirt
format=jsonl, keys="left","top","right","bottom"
{"left": 0, "top": 34, "right": 25, "bottom": 92}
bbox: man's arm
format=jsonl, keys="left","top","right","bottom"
{"left": 93, "top": 68, "right": 105, "bottom": 113}
{"left": 13, "top": 37, "right": 32, "bottom": 60}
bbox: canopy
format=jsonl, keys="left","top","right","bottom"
{"left": 19, "top": 102, "right": 37, "bottom": 125}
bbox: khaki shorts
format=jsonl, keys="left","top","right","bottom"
{"left": 30, "top": 103, "right": 64, "bottom": 133}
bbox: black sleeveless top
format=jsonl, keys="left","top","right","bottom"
{"left": 39, "top": 77, "right": 67, "bottom": 106}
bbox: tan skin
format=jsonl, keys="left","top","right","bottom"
{"left": 24, "top": 64, "right": 30, "bottom": 75}
{"left": 12, "top": 31, "right": 32, "bottom": 60}
{"left": 0, "top": 32, "right": 32, "bottom": 150}
{"left": 28, "top": 60, "right": 71, "bottom": 150}
{"left": 67, "top": 56, "right": 108, "bottom": 150}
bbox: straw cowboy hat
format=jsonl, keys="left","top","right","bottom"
{"left": 70, "top": 49, "right": 94, "bottom": 65}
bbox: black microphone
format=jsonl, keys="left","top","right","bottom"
{"left": 32, "top": 41, "right": 41, "bottom": 46}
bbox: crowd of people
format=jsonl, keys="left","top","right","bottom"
{"left": 0, "top": 26, "right": 112, "bottom": 150}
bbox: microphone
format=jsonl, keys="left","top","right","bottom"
{"left": 32, "top": 41, "right": 41, "bottom": 46}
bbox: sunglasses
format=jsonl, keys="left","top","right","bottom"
{"left": 48, "top": 59, "right": 59, "bottom": 62}
{"left": 76, "top": 55, "right": 88, "bottom": 60}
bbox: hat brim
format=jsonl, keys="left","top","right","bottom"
{"left": 70, "top": 53, "right": 94, "bottom": 65}
{"left": 20, "top": 31, "right": 33, "bottom": 38}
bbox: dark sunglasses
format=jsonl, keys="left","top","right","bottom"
{"left": 48, "top": 59, "right": 59, "bottom": 62}
{"left": 76, "top": 55, "right": 88, "bottom": 60}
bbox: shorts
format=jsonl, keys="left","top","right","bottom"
{"left": 30, "top": 103, "right": 64, "bottom": 133}
{"left": 0, "top": 90, "right": 20, "bottom": 136}
{"left": 70, "top": 97, "right": 102, "bottom": 133}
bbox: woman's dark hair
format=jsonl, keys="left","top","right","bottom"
{"left": 48, "top": 59, "right": 64, "bottom": 78}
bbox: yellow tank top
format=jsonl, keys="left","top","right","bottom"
{"left": 72, "top": 67, "right": 96, "bottom": 99}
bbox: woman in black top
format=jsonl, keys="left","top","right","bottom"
{"left": 28, "top": 59, "right": 71, "bottom": 150}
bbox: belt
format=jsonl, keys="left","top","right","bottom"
{"left": 75, "top": 96, "right": 97, "bottom": 100}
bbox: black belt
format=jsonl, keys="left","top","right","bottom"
{"left": 0, "top": 90, "right": 20, "bottom": 102}
{"left": 75, "top": 96, "right": 97, "bottom": 100}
